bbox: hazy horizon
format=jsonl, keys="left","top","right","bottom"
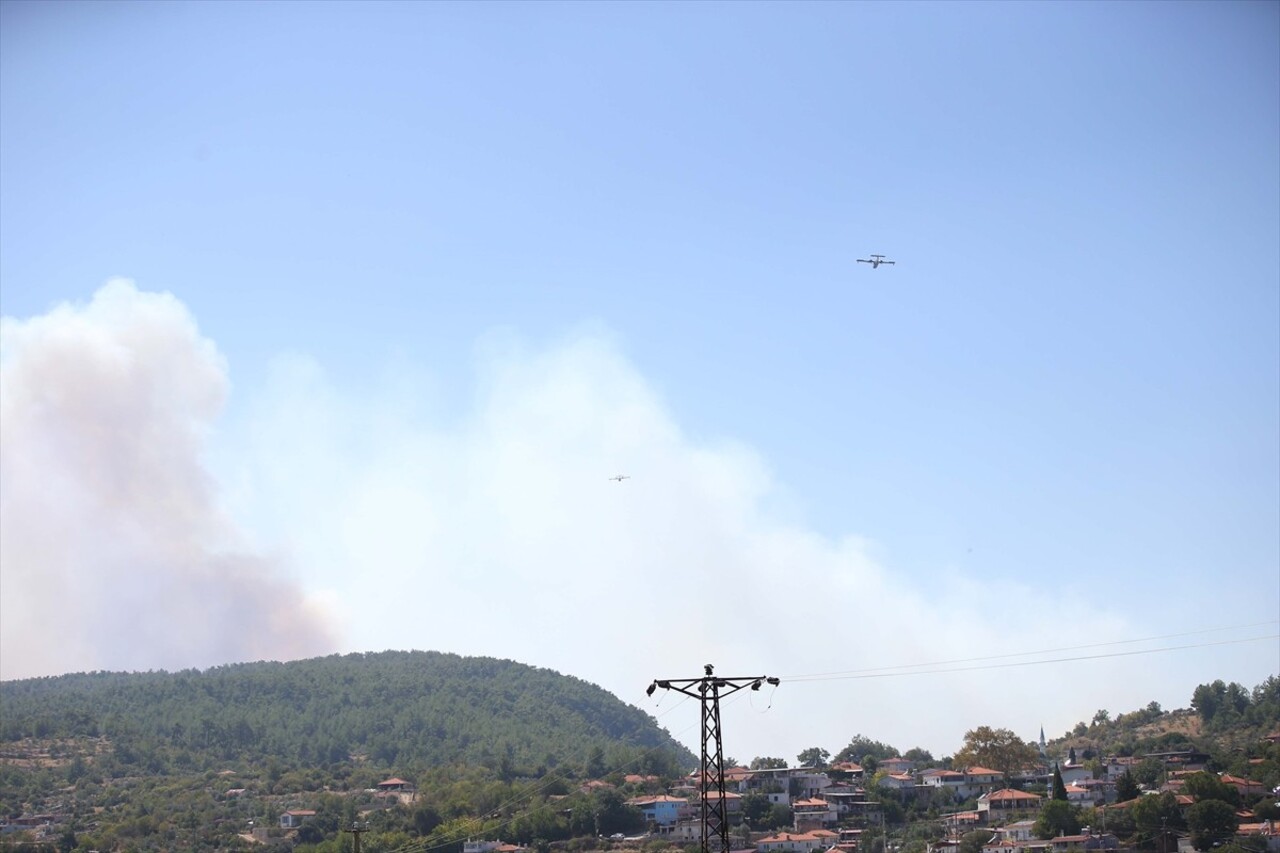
{"left": 2, "top": 1, "right": 1276, "bottom": 761}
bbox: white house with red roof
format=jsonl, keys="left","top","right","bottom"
{"left": 1064, "top": 784, "right": 1094, "bottom": 806}
{"left": 879, "top": 757, "right": 915, "bottom": 775}
{"left": 792, "top": 797, "right": 838, "bottom": 829}
{"left": 378, "top": 777, "right": 413, "bottom": 792}
{"left": 830, "top": 762, "right": 865, "bottom": 780}
{"left": 1220, "top": 774, "right": 1266, "bottom": 798}
{"left": 977, "top": 788, "right": 1042, "bottom": 817}
{"left": 878, "top": 772, "right": 916, "bottom": 792}
{"left": 1236, "top": 821, "right": 1280, "bottom": 852}
{"left": 279, "top": 810, "right": 316, "bottom": 829}
{"left": 757, "top": 831, "right": 832, "bottom": 853}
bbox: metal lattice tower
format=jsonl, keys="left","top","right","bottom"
{"left": 648, "top": 665, "right": 780, "bottom": 853}
{"left": 342, "top": 821, "right": 367, "bottom": 853}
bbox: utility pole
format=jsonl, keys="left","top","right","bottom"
{"left": 343, "top": 821, "right": 368, "bottom": 853}
{"left": 648, "top": 665, "right": 780, "bottom": 853}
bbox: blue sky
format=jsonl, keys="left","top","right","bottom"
{"left": 1, "top": 0, "right": 1277, "bottom": 760}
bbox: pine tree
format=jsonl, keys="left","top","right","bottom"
{"left": 1116, "top": 769, "right": 1141, "bottom": 802}
{"left": 1052, "top": 764, "right": 1068, "bottom": 801}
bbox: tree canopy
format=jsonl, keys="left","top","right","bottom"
{"left": 0, "top": 651, "right": 695, "bottom": 776}
{"left": 1051, "top": 765, "right": 1067, "bottom": 801}
{"left": 952, "top": 727, "right": 1039, "bottom": 778}
{"left": 834, "top": 734, "right": 899, "bottom": 766}
{"left": 797, "top": 747, "right": 830, "bottom": 768}
{"left": 1034, "top": 800, "right": 1079, "bottom": 839}
{"left": 1186, "top": 800, "right": 1239, "bottom": 851}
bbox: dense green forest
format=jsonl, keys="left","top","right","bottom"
{"left": 0, "top": 651, "right": 693, "bottom": 775}
{"left": 1, "top": 659, "right": 1276, "bottom": 853}
{"left": 0, "top": 651, "right": 694, "bottom": 852}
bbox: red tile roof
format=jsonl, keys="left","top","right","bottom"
{"left": 964, "top": 766, "right": 1003, "bottom": 777}
{"left": 983, "top": 789, "right": 1042, "bottom": 802}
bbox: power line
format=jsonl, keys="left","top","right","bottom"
{"left": 783, "top": 622, "right": 1274, "bottom": 681}
{"left": 647, "top": 665, "right": 780, "bottom": 853}
{"left": 388, "top": 626, "right": 1270, "bottom": 853}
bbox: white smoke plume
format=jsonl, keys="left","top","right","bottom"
{"left": 216, "top": 326, "right": 1215, "bottom": 759}
{"left": 0, "top": 279, "right": 337, "bottom": 680}
{"left": 2, "top": 281, "right": 1263, "bottom": 758}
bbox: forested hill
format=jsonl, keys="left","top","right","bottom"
{"left": 0, "top": 651, "right": 696, "bottom": 776}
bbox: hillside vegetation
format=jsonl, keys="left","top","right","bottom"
{"left": 1, "top": 658, "right": 1276, "bottom": 853}
{"left": 1045, "top": 675, "right": 1280, "bottom": 782}
{"left": 0, "top": 651, "right": 694, "bottom": 777}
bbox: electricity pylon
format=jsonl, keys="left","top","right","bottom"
{"left": 342, "top": 821, "right": 367, "bottom": 853}
{"left": 648, "top": 665, "right": 780, "bottom": 853}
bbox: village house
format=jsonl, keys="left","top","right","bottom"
{"left": 742, "top": 766, "right": 832, "bottom": 803}
{"left": 377, "top": 777, "right": 416, "bottom": 803}
{"left": 625, "top": 794, "right": 688, "bottom": 828}
{"left": 1063, "top": 784, "right": 1094, "bottom": 807}
{"left": 792, "top": 797, "right": 838, "bottom": 830}
{"left": 836, "top": 827, "right": 864, "bottom": 852}
{"left": 1102, "top": 756, "right": 1141, "bottom": 780}
{"left": 830, "top": 762, "right": 865, "bottom": 781}
{"left": 985, "top": 832, "right": 1055, "bottom": 853}
{"left": 743, "top": 767, "right": 794, "bottom": 804}
{"left": 878, "top": 772, "right": 917, "bottom": 793}
{"left": 1236, "top": 821, "right": 1280, "bottom": 853}
{"left": 879, "top": 757, "right": 916, "bottom": 775}
{"left": 1058, "top": 764, "right": 1094, "bottom": 786}
{"left": 279, "top": 810, "right": 316, "bottom": 829}
{"left": 941, "top": 811, "right": 984, "bottom": 835}
{"left": 624, "top": 774, "right": 661, "bottom": 786}
{"left": 1073, "top": 778, "right": 1115, "bottom": 805}
{"left": 982, "top": 838, "right": 1023, "bottom": 853}
{"left": 1220, "top": 774, "right": 1267, "bottom": 799}
{"left": 699, "top": 789, "right": 744, "bottom": 821}
{"left": 1, "top": 815, "right": 65, "bottom": 836}
{"left": 792, "top": 769, "right": 836, "bottom": 799}
{"left": 922, "top": 767, "right": 1004, "bottom": 800}
{"left": 921, "top": 769, "right": 966, "bottom": 791}
{"left": 978, "top": 788, "right": 1043, "bottom": 819}
{"left": 663, "top": 822, "right": 702, "bottom": 844}
{"left": 462, "top": 841, "right": 527, "bottom": 853}
{"left": 1047, "top": 832, "right": 1119, "bottom": 853}
{"left": 822, "top": 786, "right": 881, "bottom": 825}
{"left": 1144, "top": 750, "right": 1210, "bottom": 772}
{"left": 756, "top": 830, "right": 832, "bottom": 853}
{"left": 997, "top": 820, "right": 1039, "bottom": 843}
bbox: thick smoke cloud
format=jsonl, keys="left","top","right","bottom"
{"left": 0, "top": 280, "right": 336, "bottom": 679}
{"left": 2, "top": 281, "right": 1234, "bottom": 757}
{"left": 217, "top": 328, "right": 1187, "bottom": 758}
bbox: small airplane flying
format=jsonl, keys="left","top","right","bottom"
{"left": 608, "top": 474, "right": 630, "bottom": 482}
{"left": 857, "top": 254, "right": 895, "bottom": 268}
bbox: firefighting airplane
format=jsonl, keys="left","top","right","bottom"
{"left": 857, "top": 254, "right": 895, "bottom": 268}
